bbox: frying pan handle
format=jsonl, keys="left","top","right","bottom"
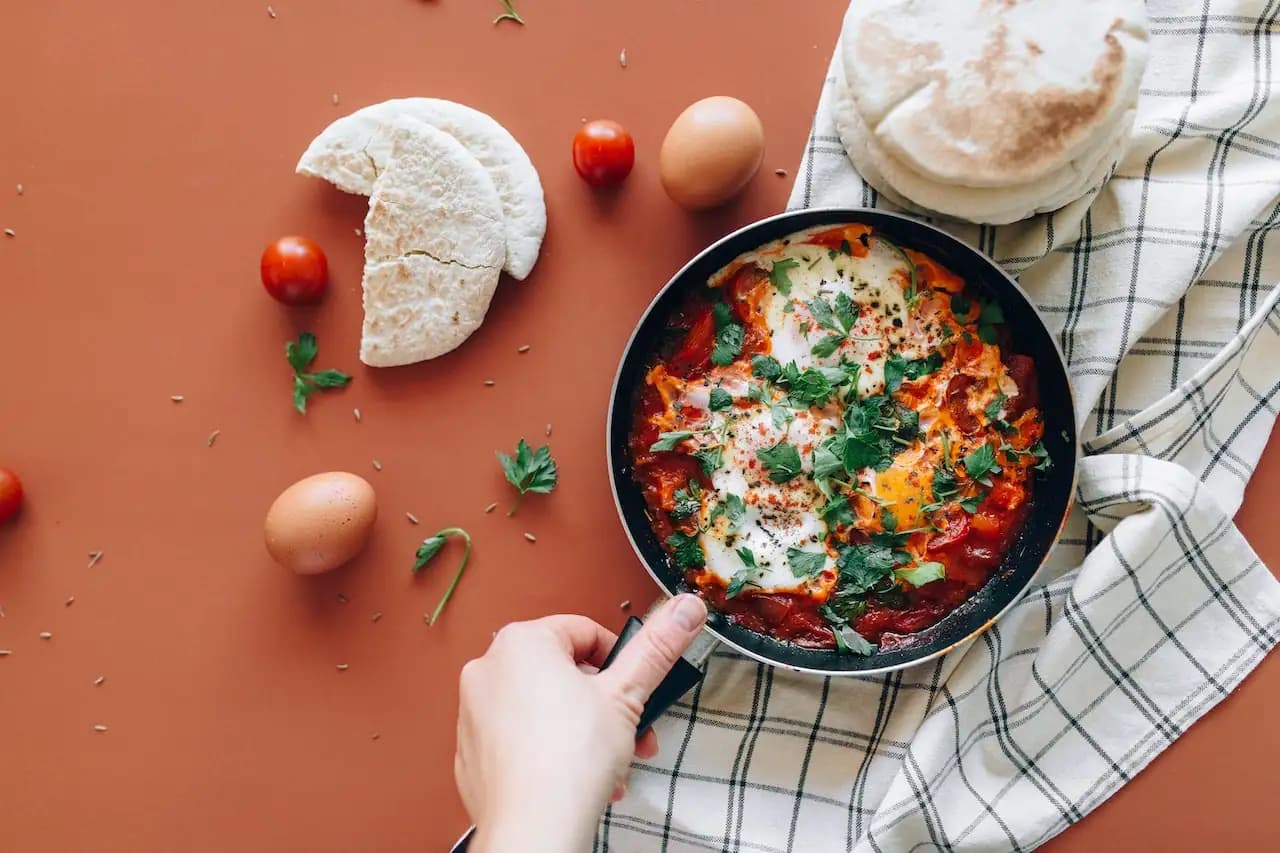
{"left": 449, "top": 615, "right": 708, "bottom": 852}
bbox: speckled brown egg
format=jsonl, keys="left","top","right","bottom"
{"left": 659, "top": 96, "right": 765, "bottom": 210}
{"left": 264, "top": 472, "right": 376, "bottom": 574}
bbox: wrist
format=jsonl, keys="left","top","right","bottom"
{"left": 472, "top": 794, "right": 598, "bottom": 853}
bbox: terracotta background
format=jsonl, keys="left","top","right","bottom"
{"left": 1, "top": 1, "right": 1276, "bottom": 850}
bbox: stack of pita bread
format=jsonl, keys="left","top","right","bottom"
{"left": 832, "top": 0, "right": 1149, "bottom": 225}
{"left": 297, "top": 99, "right": 546, "bottom": 367}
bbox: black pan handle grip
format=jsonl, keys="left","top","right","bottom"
{"left": 600, "top": 616, "right": 706, "bottom": 732}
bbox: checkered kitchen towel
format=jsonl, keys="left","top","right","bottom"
{"left": 596, "top": 1, "right": 1280, "bottom": 850}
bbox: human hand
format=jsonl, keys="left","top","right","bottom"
{"left": 455, "top": 594, "right": 708, "bottom": 853}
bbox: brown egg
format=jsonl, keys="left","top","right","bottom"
{"left": 264, "top": 472, "right": 377, "bottom": 574}
{"left": 659, "top": 96, "right": 765, "bottom": 210}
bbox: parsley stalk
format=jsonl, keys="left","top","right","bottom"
{"left": 413, "top": 527, "right": 473, "bottom": 626}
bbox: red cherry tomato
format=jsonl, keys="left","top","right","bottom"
{"left": 260, "top": 236, "right": 329, "bottom": 305}
{"left": 572, "top": 120, "right": 635, "bottom": 187}
{"left": 0, "top": 468, "right": 23, "bottom": 524}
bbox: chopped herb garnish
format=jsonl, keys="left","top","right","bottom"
{"left": 670, "top": 481, "right": 702, "bottom": 520}
{"left": 884, "top": 351, "right": 943, "bottom": 393}
{"left": 984, "top": 392, "right": 1007, "bottom": 424}
{"left": 770, "top": 403, "right": 794, "bottom": 430}
{"left": 497, "top": 439, "right": 559, "bottom": 516}
{"left": 962, "top": 443, "right": 1000, "bottom": 484}
{"left": 726, "top": 546, "right": 765, "bottom": 598}
{"left": 818, "top": 492, "right": 856, "bottom": 527}
{"left": 1032, "top": 440, "right": 1053, "bottom": 472}
{"left": 769, "top": 258, "right": 801, "bottom": 296}
{"left": 285, "top": 332, "right": 352, "bottom": 414}
{"left": 650, "top": 430, "right": 698, "bottom": 452}
{"left": 693, "top": 446, "right": 724, "bottom": 475}
{"left": 950, "top": 294, "right": 971, "bottom": 319}
{"left": 958, "top": 493, "right": 985, "bottom": 514}
{"left": 895, "top": 561, "right": 945, "bottom": 587}
{"left": 837, "top": 542, "right": 900, "bottom": 593}
{"left": 819, "top": 600, "right": 875, "bottom": 656}
{"left": 492, "top": 0, "right": 524, "bottom": 25}
{"left": 787, "top": 547, "right": 828, "bottom": 578}
{"left": 711, "top": 302, "right": 745, "bottom": 366}
{"left": 709, "top": 492, "right": 746, "bottom": 532}
{"left": 708, "top": 387, "right": 733, "bottom": 411}
{"left": 875, "top": 235, "right": 917, "bottom": 302}
{"left": 976, "top": 301, "right": 1005, "bottom": 344}
{"left": 666, "top": 531, "right": 705, "bottom": 569}
{"left": 757, "top": 441, "right": 803, "bottom": 483}
{"left": 413, "top": 528, "right": 473, "bottom": 626}
{"left": 751, "top": 354, "right": 783, "bottom": 381}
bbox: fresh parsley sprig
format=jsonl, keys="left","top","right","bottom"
{"left": 497, "top": 439, "right": 559, "bottom": 516}
{"left": 710, "top": 302, "right": 744, "bottom": 366}
{"left": 413, "top": 527, "right": 472, "bottom": 626}
{"left": 285, "top": 332, "right": 352, "bottom": 414}
{"left": 769, "top": 258, "right": 800, "bottom": 296}
{"left": 492, "top": 0, "right": 524, "bottom": 25}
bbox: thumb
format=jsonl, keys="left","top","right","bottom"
{"left": 602, "top": 594, "right": 707, "bottom": 710}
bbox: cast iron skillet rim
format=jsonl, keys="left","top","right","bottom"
{"left": 606, "top": 207, "right": 1079, "bottom": 676}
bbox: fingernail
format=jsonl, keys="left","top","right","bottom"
{"left": 670, "top": 594, "right": 707, "bottom": 632}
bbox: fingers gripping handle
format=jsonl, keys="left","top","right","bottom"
{"left": 600, "top": 616, "right": 706, "bottom": 732}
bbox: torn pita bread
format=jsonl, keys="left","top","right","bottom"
{"left": 297, "top": 97, "right": 545, "bottom": 280}
{"left": 840, "top": 0, "right": 1147, "bottom": 190}
{"left": 832, "top": 59, "right": 1134, "bottom": 224}
{"left": 359, "top": 117, "right": 505, "bottom": 367}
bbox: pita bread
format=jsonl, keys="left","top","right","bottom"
{"left": 297, "top": 98, "right": 545, "bottom": 280}
{"left": 833, "top": 60, "right": 1134, "bottom": 224}
{"left": 840, "top": 0, "right": 1147, "bottom": 189}
{"left": 359, "top": 117, "right": 505, "bottom": 367}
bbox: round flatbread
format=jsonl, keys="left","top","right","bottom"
{"left": 360, "top": 117, "right": 505, "bottom": 367}
{"left": 832, "top": 60, "right": 1134, "bottom": 224}
{"left": 297, "top": 97, "right": 545, "bottom": 280}
{"left": 840, "top": 0, "right": 1147, "bottom": 190}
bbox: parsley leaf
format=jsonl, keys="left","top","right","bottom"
{"left": 786, "top": 367, "right": 837, "bottom": 408}
{"left": 757, "top": 441, "right": 803, "bottom": 483}
{"left": 977, "top": 301, "right": 1005, "bottom": 344}
{"left": 834, "top": 292, "right": 859, "bottom": 331}
{"left": 693, "top": 446, "right": 724, "bottom": 475}
{"left": 666, "top": 531, "right": 705, "bottom": 569}
{"left": 958, "top": 494, "right": 985, "bottom": 514}
{"left": 811, "top": 334, "right": 846, "bottom": 358}
{"left": 962, "top": 443, "right": 1000, "bottom": 483}
{"left": 837, "top": 543, "right": 898, "bottom": 593}
{"left": 818, "top": 600, "right": 876, "bottom": 655}
{"left": 708, "top": 387, "right": 733, "bottom": 411}
{"left": 808, "top": 296, "right": 844, "bottom": 335}
{"left": 650, "top": 430, "right": 697, "bottom": 452}
{"left": 1032, "top": 440, "right": 1053, "bottom": 472}
{"left": 413, "top": 527, "right": 473, "bottom": 626}
{"left": 895, "top": 561, "right": 945, "bottom": 587}
{"left": 285, "top": 332, "right": 352, "bottom": 414}
{"left": 726, "top": 546, "right": 764, "bottom": 598}
{"left": 984, "top": 392, "right": 1007, "bottom": 423}
{"left": 751, "top": 354, "right": 783, "bottom": 381}
{"left": 769, "top": 258, "right": 800, "bottom": 296}
{"left": 812, "top": 435, "right": 847, "bottom": 480}
{"left": 770, "top": 403, "right": 793, "bottom": 430}
{"left": 818, "top": 493, "right": 856, "bottom": 527}
{"left": 787, "top": 547, "right": 828, "bottom": 578}
{"left": 497, "top": 439, "right": 559, "bottom": 516}
{"left": 709, "top": 492, "right": 746, "bottom": 533}
{"left": 950, "top": 294, "right": 971, "bottom": 319}
{"left": 709, "top": 302, "right": 745, "bottom": 366}
{"left": 746, "top": 382, "right": 766, "bottom": 402}
{"left": 932, "top": 465, "right": 959, "bottom": 502}
{"left": 670, "top": 481, "right": 702, "bottom": 520}
{"left": 884, "top": 351, "right": 943, "bottom": 393}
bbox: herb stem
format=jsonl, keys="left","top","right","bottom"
{"left": 427, "top": 528, "right": 472, "bottom": 626}
{"left": 506, "top": 492, "right": 524, "bottom": 517}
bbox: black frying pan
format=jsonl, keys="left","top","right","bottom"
{"left": 449, "top": 209, "right": 1078, "bottom": 851}
{"left": 606, "top": 208, "right": 1078, "bottom": 677}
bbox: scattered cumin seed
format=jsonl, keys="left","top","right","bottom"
{"left": 207, "top": 429, "right": 220, "bottom": 447}
{"left": 39, "top": 632, "right": 52, "bottom": 640}
{"left": 517, "top": 344, "right": 531, "bottom": 353}
{"left": 405, "top": 512, "right": 420, "bottom": 525}
{"left": 170, "top": 395, "right": 184, "bottom": 402}
{"left": 524, "top": 532, "right": 537, "bottom": 543}
{"left": 371, "top": 733, "right": 381, "bottom": 741}
{"left": 65, "top": 596, "right": 75, "bottom": 606}
{"left": 619, "top": 48, "right": 628, "bottom": 68}
{"left": 620, "top": 600, "right": 631, "bottom": 611}
{"left": 545, "top": 423, "right": 552, "bottom": 437}
{"left": 424, "top": 613, "right": 431, "bottom": 625}
{"left": 331, "top": 93, "right": 340, "bottom": 106}
{"left": 371, "top": 611, "right": 382, "bottom": 622}
{"left": 93, "top": 725, "right": 109, "bottom": 732}
{"left": 87, "top": 551, "right": 104, "bottom": 569}
{"left": 93, "top": 676, "right": 105, "bottom": 686}
{"left": 775, "top": 168, "right": 788, "bottom": 177}
{"left": 16, "top": 184, "right": 23, "bottom": 195}
{"left": 483, "top": 379, "right": 496, "bottom": 387}
{"left": 372, "top": 459, "right": 383, "bottom": 471}
{"left": 266, "top": 4, "right": 276, "bottom": 17}
{"left": 354, "top": 227, "right": 363, "bottom": 237}
{"left": 0, "top": 650, "right": 11, "bottom": 656}
{"left": 336, "top": 663, "right": 349, "bottom": 671}
{"left": 353, "top": 408, "right": 362, "bottom": 422}
{"left": 3, "top": 228, "right": 14, "bottom": 237}
{"left": 337, "top": 593, "right": 348, "bottom": 604}
{"left": 484, "top": 501, "right": 499, "bottom": 514}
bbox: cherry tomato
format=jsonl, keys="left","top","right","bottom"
{"left": 572, "top": 120, "right": 635, "bottom": 187}
{"left": 260, "top": 236, "right": 329, "bottom": 305}
{"left": 0, "top": 468, "right": 23, "bottom": 524}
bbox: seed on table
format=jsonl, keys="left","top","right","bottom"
{"left": 524, "top": 532, "right": 537, "bottom": 543}
{"left": 545, "top": 423, "right": 552, "bottom": 437}
{"left": 620, "top": 600, "right": 631, "bottom": 611}
{"left": 87, "top": 551, "right": 104, "bottom": 569}
{"left": 353, "top": 408, "right": 362, "bottom": 422}
{"left": 93, "top": 676, "right": 106, "bottom": 686}
{"left": 332, "top": 93, "right": 340, "bottom": 106}
{"left": 3, "top": 228, "right": 14, "bottom": 237}
{"left": 336, "top": 663, "right": 349, "bottom": 671}
{"left": 619, "top": 48, "right": 628, "bottom": 68}
{"left": 65, "top": 596, "right": 75, "bottom": 606}
{"left": 207, "top": 429, "right": 220, "bottom": 447}
{"left": 517, "top": 344, "right": 531, "bottom": 353}
{"left": 266, "top": 4, "right": 276, "bottom": 17}
{"left": 337, "top": 593, "right": 348, "bottom": 604}
{"left": 170, "top": 395, "right": 184, "bottom": 402}
{"left": 371, "top": 459, "right": 383, "bottom": 471}
{"left": 484, "top": 502, "right": 498, "bottom": 514}
{"left": 354, "top": 227, "right": 363, "bottom": 237}
{"left": 0, "top": 650, "right": 12, "bottom": 657}
{"left": 93, "top": 725, "right": 109, "bottom": 732}
{"left": 405, "top": 512, "right": 420, "bottom": 525}
{"left": 371, "top": 612, "right": 382, "bottom": 622}
{"left": 775, "top": 169, "right": 788, "bottom": 177}
{"left": 15, "top": 184, "right": 23, "bottom": 195}
{"left": 39, "top": 631, "right": 52, "bottom": 640}
{"left": 483, "top": 379, "right": 496, "bottom": 387}
{"left": 371, "top": 733, "right": 381, "bottom": 741}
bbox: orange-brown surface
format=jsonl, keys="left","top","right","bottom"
{"left": 0, "top": 2, "right": 1275, "bottom": 851}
